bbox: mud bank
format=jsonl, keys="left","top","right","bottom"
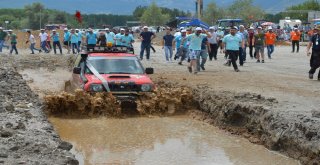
{"left": 190, "top": 85, "right": 320, "bottom": 165}
{"left": 0, "top": 67, "right": 78, "bottom": 165}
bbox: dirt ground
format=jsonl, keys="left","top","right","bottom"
{"left": 0, "top": 42, "right": 319, "bottom": 164}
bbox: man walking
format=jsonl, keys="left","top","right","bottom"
{"left": 174, "top": 29, "right": 188, "bottom": 65}
{"left": 307, "top": 26, "right": 320, "bottom": 80}
{"left": 222, "top": 27, "right": 243, "bottom": 72}
{"left": 248, "top": 27, "right": 255, "bottom": 59}
{"left": 26, "top": 30, "right": 41, "bottom": 54}
{"left": 139, "top": 26, "right": 156, "bottom": 61}
{"left": 0, "top": 27, "right": 7, "bottom": 53}
{"left": 162, "top": 28, "right": 175, "bottom": 62}
{"left": 63, "top": 28, "right": 71, "bottom": 54}
{"left": 51, "top": 30, "right": 62, "bottom": 54}
{"left": 8, "top": 30, "right": 18, "bottom": 55}
{"left": 265, "top": 27, "right": 277, "bottom": 59}
{"left": 291, "top": 28, "right": 301, "bottom": 53}
{"left": 86, "top": 28, "right": 97, "bottom": 49}
{"left": 70, "top": 29, "right": 79, "bottom": 54}
{"left": 39, "top": 29, "right": 49, "bottom": 53}
{"left": 239, "top": 25, "right": 248, "bottom": 62}
{"left": 208, "top": 27, "right": 218, "bottom": 61}
{"left": 253, "top": 27, "right": 265, "bottom": 63}
{"left": 197, "top": 31, "right": 211, "bottom": 71}
{"left": 186, "top": 27, "right": 211, "bottom": 74}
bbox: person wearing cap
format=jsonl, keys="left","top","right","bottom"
{"left": 239, "top": 25, "right": 249, "bottom": 64}
{"left": 70, "top": 29, "right": 79, "bottom": 54}
{"left": 39, "top": 29, "right": 49, "bottom": 53}
{"left": 115, "top": 28, "right": 125, "bottom": 46}
{"left": 86, "top": 28, "right": 97, "bottom": 49}
{"left": 97, "top": 30, "right": 107, "bottom": 46}
{"left": 139, "top": 26, "right": 156, "bottom": 61}
{"left": 63, "top": 28, "right": 71, "bottom": 54}
{"left": 248, "top": 27, "right": 255, "bottom": 59}
{"left": 208, "top": 26, "right": 218, "bottom": 61}
{"left": 222, "top": 26, "right": 243, "bottom": 72}
{"left": 0, "top": 27, "right": 8, "bottom": 53}
{"left": 174, "top": 28, "right": 181, "bottom": 37}
{"left": 186, "top": 27, "right": 211, "bottom": 74}
{"left": 76, "top": 29, "right": 83, "bottom": 48}
{"left": 252, "top": 26, "right": 265, "bottom": 63}
{"left": 26, "top": 30, "right": 41, "bottom": 54}
{"left": 162, "top": 28, "right": 175, "bottom": 62}
{"left": 105, "top": 28, "right": 115, "bottom": 44}
{"left": 8, "top": 30, "right": 18, "bottom": 55}
{"left": 173, "top": 29, "right": 188, "bottom": 65}
{"left": 51, "top": 29, "right": 62, "bottom": 54}
{"left": 197, "top": 30, "right": 211, "bottom": 71}
{"left": 216, "top": 27, "right": 224, "bottom": 54}
{"left": 120, "top": 29, "right": 135, "bottom": 49}
{"left": 290, "top": 28, "right": 301, "bottom": 53}
{"left": 307, "top": 26, "right": 320, "bottom": 80}
{"left": 265, "top": 27, "right": 277, "bottom": 59}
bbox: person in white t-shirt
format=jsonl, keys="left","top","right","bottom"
{"left": 39, "top": 29, "right": 49, "bottom": 53}
{"left": 26, "top": 30, "right": 41, "bottom": 54}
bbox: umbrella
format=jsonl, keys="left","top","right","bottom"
{"left": 261, "top": 22, "right": 274, "bottom": 26}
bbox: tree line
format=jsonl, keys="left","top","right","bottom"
{"left": 0, "top": 0, "right": 318, "bottom": 30}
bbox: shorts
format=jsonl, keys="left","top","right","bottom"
{"left": 255, "top": 45, "right": 264, "bottom": 54}
{"left": 188, "top": 50, "right": 201, "bottom": 60}
{"left": 63, "top": 41, "right": 71, "bottom": 46}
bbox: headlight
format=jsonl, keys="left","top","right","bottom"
{"left": 90, "top": 84, "right": 104, "bottom": 92}
{"left": 141, "top": 84, "right": 152, "bottom": 92}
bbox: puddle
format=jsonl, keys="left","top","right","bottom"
{"left": 49, "top": 116, "right": 300, "bottom": 165}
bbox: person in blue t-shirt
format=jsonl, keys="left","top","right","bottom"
{"left": 63, "top": 28, "right": 71, "bottom": 54}
{"left": 120, "top": 29, "right": 134, "bottom": 47}
{"left": 139, "top": 26, "right": 156, "bottom": 60}
{"left": 115, "top": 29, "right": 125, "bottom": 46}
{"left": 76, "top": 29, "right": 83, "bottom": 48}
{"left": 86, "top": 28, "right": 97, "bottom": 49}
{"left": 222, "top": 26, "right": 244, "bottom": 72}
{"left": 197, "top": 36, "right": 211, "bottom": 72}
{"left": 51, "top": 30, "right": 62, "bottom": 54}
{"left": 162, "top": 28, "right": 175, "bottom": 62}
{"left": 174, "top": 30, "right": 189, "bottom": 65}
{"left": 70, "top": 29, "right": 79, "bottom": 54}
{"left": 105, "top": 28, "right": 115, "bottom": 44}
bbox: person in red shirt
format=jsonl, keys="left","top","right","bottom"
{"left": 265, "top": 27, "right": 277, "bottom": 59}
{"left": 290, "top": 28, "right": 301, "bottom": 53}
{"left": 248, "top": 27, "right": 255, "bottom": 59}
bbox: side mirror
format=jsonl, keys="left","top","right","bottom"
{"left": 73, "top": 67, "right": 81, "bottom": 74}
{"left": 145, "top": 67, "right": 154, "bottom": 74}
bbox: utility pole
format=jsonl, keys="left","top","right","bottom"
{"left": 195, "top": 0, "right": 203, "bottom": 19}
{"left": 40, "top": 9, "right": 42, "bottom": 30}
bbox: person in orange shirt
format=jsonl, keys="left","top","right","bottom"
{"left": 265, "top": 27, "right": 277, "bottom": 59}
{"left": 290, "top": 28, "right": 301, "bottom": 53}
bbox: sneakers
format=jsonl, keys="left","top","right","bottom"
{"left": 256, "top": 60, "right": 260, "bottom": 63}
{"left": 309, "top": 73, "right": 313, "bottom": 79}
{"left": 235, "top": 69, "right": 240, "bottom": 72}
{"left": 201, "top": 66, "right": 205, "bottom": 71}
{"left": 188, "top": 66, "right": 192, "bottom": 73}
{"left": 262, "top": 60, "right": 265, "bottom": 63}
{"left": 178, "top": 62, "right": 182, "bottom": 65}
{"left": 194, "top": 71, "right": 198, "bottom": 74}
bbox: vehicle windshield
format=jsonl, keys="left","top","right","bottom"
{"left": 86, "top": 57, "right": 144, "bottom": 74}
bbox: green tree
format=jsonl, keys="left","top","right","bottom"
{"left": 133, "top": 6, "right": 147, "bottom": 19}
{"left": 227, "top": 0, "right": 265, "bottom": 23}
{"left": 24, "top": 2, "right": 45, "bottom": 29}
{"left": 140, "top": 2, "right": 169, "bottom": 25}
{"left": 202, "top": 1, "right": 225, "bottom": 25}
{"left": 284, "top": 0, "right": 320, "bottom": 22}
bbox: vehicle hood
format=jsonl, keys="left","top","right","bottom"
{"left": 85, "top": 74, "right": 153, "bottom": 85}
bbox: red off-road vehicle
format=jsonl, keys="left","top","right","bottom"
{"left": 70, "top": 46, "right": 155, "bottom": 101}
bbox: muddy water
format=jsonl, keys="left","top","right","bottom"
{"left": 49, "top": 116, "right": 299, "bottom": 165}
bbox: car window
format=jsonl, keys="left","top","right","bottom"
{"left": 86, "top": 57, "right": 144, "bottom": 74}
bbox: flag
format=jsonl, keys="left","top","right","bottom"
{"left": 75, "top": 10, "right": 82, "bottom": 23}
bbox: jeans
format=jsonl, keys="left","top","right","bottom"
{"left": 40, "top": 41, "right": 48, "bottom": 52}
{"left": 209, "top": 43, "right": 218, "bottom": 60}
{"left": 10, "top": 43, "right": 18, "bottom": 54}
{"left": 46, "top": 41, "right": 52, "bottom": 49}
{"left": 53, "top": 41, "right": 62, "bottom": 54}
{"left": 30, "top": 43, "right": 40, "bottom": 54}
{"left": 243, "top": 44, "right": 247, "bottom": 61}
{"left": 267, "top": 45, "right": 274, "bottom": 58}
{"left": 239, "top": 47, "right": 244, "bottom": 66}
{"left": 196, "top": 49, "right": 208, "bottom": 71}
{"left": 71, "top": 43, "right": 79, "bottom": 54}
{"left": 292, "top": 40, "right": 299, "bottom": 52}
{"left": 140, "top": 42, "right": 151, "bottom": 60}
{"left": 226, "top": 50, "right": 239, "bottom": 70}
{"left": 249, "top": 45, "right": 254, "bottom": 58}
{"left": 0, "top": 40, "right": 4, "bottom": 52}
{"left": 164, "top": 46, "right": 173, "bottom": 61}
{"left": 178, "top": 47, "right": 188, "bottom": 62}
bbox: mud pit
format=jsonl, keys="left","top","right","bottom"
{"left": 2, "top": 44, "right": 319, "bottom": 165}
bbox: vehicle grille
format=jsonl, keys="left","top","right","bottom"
{"left": 108, "top": 81, "right": 140, "bottom": 92}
